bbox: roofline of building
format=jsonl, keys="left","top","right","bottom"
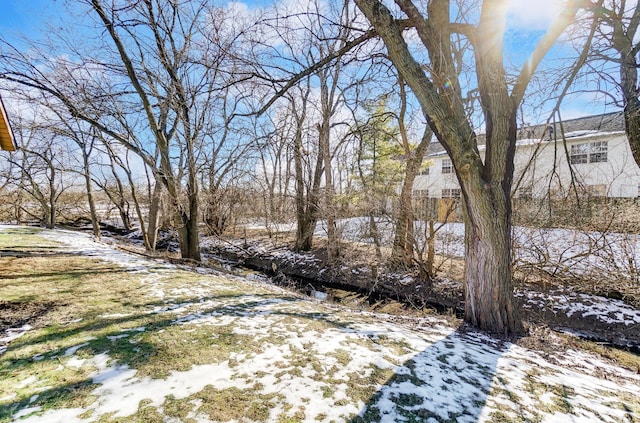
{"left": 0, "top": 94, "right": 16, "bottom": 152}
{"left": 426, "top": 112, "right": 626, "bottom": 158}
{"left": 427, "top": 129, "right": 626, "bottom": 158}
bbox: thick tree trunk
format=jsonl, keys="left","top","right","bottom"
{"left": 295, "top": 174, "right": 322, "bottom": 251}
{"left": 163, "top": 170, "right": 200, "bottom": 261}
{"left": 176, "top": 173, "right": 201, "bottom": 261}
{"left": 462, "top": 184, "right": 522, "bottom": 333}
{"left": 353, "top": 0, "right": 551, "bottom": 334}
{"left": 296, "top": 214, "right": 317, "bottom": 251}
{"left": 175, "top": 210, "right": 200, "bottom": 261}
{"left": 392, "top": 185, "right": 414, "bottom": 266}
{"left": 45, "top": 205, "right": 54, "bottom": 229}
{"left": 164, "top": 185, "right": 200, "bottom": 261}
{"left": 619, "top": 51, "right": 640, "bottom": 167}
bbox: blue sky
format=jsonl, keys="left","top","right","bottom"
{"left": 0, "top": 0, "right": 618, "bottom": 121}
{"left": 0, "top": 0, "right": 57, "bottom": 34}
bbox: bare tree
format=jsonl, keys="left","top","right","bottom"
{"left": 289, "top": 84, "right": 323, "bottom": 251}
{"left": 0, "top": 0, "right": 261, "bottom": 260}
{"left": 354, "top": 0, "right": 581, "bottom": 333}
{"left": 7, "top": 121, "right": 69, "bottom": 228}
{"left": 391, "top": 78, "right": 433, "bottom": 267}
{"left": 47, "top": 112, "right": 103, "bottom": 239}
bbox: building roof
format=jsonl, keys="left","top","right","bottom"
{"left": 426, "top": 112, "right": 625, "bottom": 157}
{"left": 518, "top": 111, "right": 624, "bottom": 140}
{"left": 0, "top": 94, "right": 16, "bottom": 151}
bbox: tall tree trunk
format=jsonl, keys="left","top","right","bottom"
{"left": 294, "top": 149, "right": 323, "bottom": 251}
{"left": 599, "top": 1, "right": 640, "bottom": 168}
{"left": 47, "top": 163, "right": 55, "bottom": 229}
{"left": 82, "top": 146, "right": 101, "bottom": 240}
{"left": 170, "top": 158, "right": 200, "bottom": 261}
{"left": 147, "top": 181, "right": 162, "bottom": 250}
{"left": 291, "top": 90, "right": 324, "bottom": 252}
{"left": 392, "top": 92, "right": 432, "bottom": 266}
{"left": 177, "top": 133, "right": 201, "bottom": 261}
{"left": 176, "top": 210, "right": 200, "bottom": 261}
{"left": 319, "top": 119, "right": 338, "bottom": 261}
{"left": 47, "top": 196, "right": 55, "bottom": 229}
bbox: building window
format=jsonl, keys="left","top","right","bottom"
{"left": 570, "top": 143, "right": 588, "bottom": 164}
{"left": 413, "top": 189, "right": 429, "bottom": 198}
{"left": 570, "top": 141, "right": 607, "bottom": 164}
{"left": 442, "top": 188, "right": 461, "bottom": 198}
{"left": 441, "top": 159, "right": 453, "bottom": 174}
{"left": 418, "top": 167, "right": 430, "bottom": 176}
{"left": 589, "top": 141, "right": 608, "bottom": 163}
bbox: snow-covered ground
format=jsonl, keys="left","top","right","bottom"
{"left": 1, "top": 225, "right": 639, "bottom": 422}
{"left": 317, "top": 217, "right": 640, "bottom": 280}
{"left": 314, "top": 218, "right": 640, "bottom": 330}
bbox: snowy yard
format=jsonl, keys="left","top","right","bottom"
{"left": 319, "top": 217, "right": 640, "bottom": 281}
{"left": 1, "top": 225, "right": 639, "bottom": 422}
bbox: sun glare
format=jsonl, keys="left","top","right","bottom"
{"left": 506, "top": 0, "right": 561, "bottom": 30}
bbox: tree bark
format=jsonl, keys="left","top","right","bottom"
{"left": 592, "top": 1, "right": 640, "bottom": 167}
{"left": 461, "top": 164, "right": 521, "bottom": 333}
{"left": 618, "top": 33, "right": 640, "bottom": 167}
{"left": 319, "top": 110, "right": 338, "bottom": 261}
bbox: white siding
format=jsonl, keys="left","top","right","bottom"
{"left": 413, "top": 132, "right": 640, "bottom": 199}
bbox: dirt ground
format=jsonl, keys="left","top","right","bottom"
{"left": 0, "top": 301, "right": 55, "bottom": 331}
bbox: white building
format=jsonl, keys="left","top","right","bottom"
{"left": 413, "top": 112, "right": 640, "bottom": 201}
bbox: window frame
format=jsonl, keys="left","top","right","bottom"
{"left": 570, "top": 141, "right": 608, "bottom": 164}
{"left": 589, "top": 141, "right": 608, "bottom": 163}
{"left": 441, "top": 188, "right": 461, "bottom": 199}
{"left": 441, "top": 158, "right": 453, "bottom": 174}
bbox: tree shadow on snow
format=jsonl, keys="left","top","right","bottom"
{"left": 350, "top": 327, "right": 511, "bottom": 423}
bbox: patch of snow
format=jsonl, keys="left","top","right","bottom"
{"left": 311, "top": 290, "right": 329, "bottom": 301}
{"left": 64, "top": 342, "right": 90, "bottom": 357}
{"left": 16, "top": 375, "right": 39, "bottom": 389}
{"left": 518, "top": 289, "right": 640, "bottom": 326}
{"left": 12, "top": 406, "right": 42, "bottom": 420}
